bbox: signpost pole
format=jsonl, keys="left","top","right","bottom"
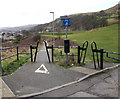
{"left": 61, "top": 15, "right": 71, "bottom": 64}
{"left": 65, "top": 26, "right": 68, "bottom": 63}
{"left": 65, "top": 26, "right": 68, "bottom": 38}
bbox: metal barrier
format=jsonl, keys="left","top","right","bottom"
{"left": 106, "top": 51, "right": 120, "bottom": 61}
{"left": 1, "top": 40, "right": 40, "bottom": 62}
{"left": 91, "top": 41, "right": 120, "bottom": 69}
{"left": 78, "top": 41, "right": 88, "bottom": 64}
{"left": 43, "top": 40, "right": 88, "bottom": 64}
{"left": 43, "top": 40, "right": 53, "bottom": 63}
{"left": 30, "top": 40, "right": 40, "bottom": 62}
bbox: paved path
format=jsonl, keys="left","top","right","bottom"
{"left": 1, "top": 45, "right": 119, "bottom": 98}
{"left": 2, "top": 46, "right": 86, "bottom": 97}
{"left": 31, "top": 65, "right": 119, "bottom": 98}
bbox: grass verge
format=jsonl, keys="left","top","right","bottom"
{"left": 2, "top": 54, "right": 30, "bottom": 76}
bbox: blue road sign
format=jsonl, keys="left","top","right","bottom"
{"left": 63, "top": 18, "right": 71, "bottom": 26}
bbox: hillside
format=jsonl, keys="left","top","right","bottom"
{"left": 0, "top": 24, "right": 38, "bottom": 32}
{"left": 40, "top": 24, "right": 119, "bottom": 62}
{"left": 104, "top": 4, "right": 119, "bottom": 13}
{"left": 31, "top": 4, "right": 119, "bottom": 32}
{"left": 67, "top": 24, "right": 118, "bottom": 52}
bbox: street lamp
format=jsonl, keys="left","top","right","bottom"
{"left": 50, "top": 12, "right": 54, "bottom": 45}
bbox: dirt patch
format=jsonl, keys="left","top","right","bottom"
{"left": 2, "top": 36, "right": 37, "bottom": 47}
{"left": 42, "top": 37, "right": 79, "bottom": 46}
{"left": 2, "top": 36, "right": 78, "bottom": 47}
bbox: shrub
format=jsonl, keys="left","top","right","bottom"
{"left": 33, "top": 34, "right": 41, "bottom": 42}
{"left": 13, "top": 41, "right": 20, "bottom": 44}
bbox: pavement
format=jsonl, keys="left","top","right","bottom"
{"left": 1, "top": 45, "right": 120, "bottom": 98}
{"left": 31, "top": 65, "right": 119, "bottom": 98}
{"left": 2, "top": 45, "right": 86, "bottom": 97}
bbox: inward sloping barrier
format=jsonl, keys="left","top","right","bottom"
{"left": 30, "top": 40, "right": 40, "bottom": 62}
{"left": 91, "top": 41, "right": 120, "bottom": 69}
{"left": 43, "top": 40, "right": 53, "bottom": 63}
{"left": 43, "top": 40, "right": 88, "bottom": 64}
{"left": 78, "top": 41, "right": 88, "bottom": 64}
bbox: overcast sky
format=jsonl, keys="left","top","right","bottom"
{"left": 0, "top": 0, "right": 119, "bottom": 27}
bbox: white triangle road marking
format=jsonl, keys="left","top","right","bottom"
{"left": 35, "top": 64, "right": 49, "bottom": 74}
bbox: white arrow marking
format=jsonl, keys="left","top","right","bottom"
{"left": 35, "top": 64, "right": 49, "bottom": 74}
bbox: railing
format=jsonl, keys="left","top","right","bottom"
{"left": 91, "top": 41, "right": 120, "bottom": 69}
{"left": 1, "top": 41, "right": 40, "bottom": 62}
{"left": 1, "top": 45, "right": 30, "bottom": 61}
{"left": 43, "top": 40, "right": 53, "bottom": 63}
{"left": 43, "top": 40, "right": 88, "bottom": 64}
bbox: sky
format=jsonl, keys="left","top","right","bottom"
{"left": 0, "top": 0, "right": 119, "bottom": 28}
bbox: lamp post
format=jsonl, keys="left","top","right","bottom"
{"left": 50, "top": 12, "right": 55, "bottom": 46}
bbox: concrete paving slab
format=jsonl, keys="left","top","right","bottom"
{"left": 84, "top": 62, "right": 118, "bottom": 69}
{"left": 69, "top": 67, "right": 98, "bottom": 74}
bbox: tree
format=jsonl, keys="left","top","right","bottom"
{"left": 2, "top": 33, "right": 5, "bottom": 42}
{"left": 21, "top": 30, "right": 30, "bottom": 36}
{"left": 15, "top": 35, "right": 22, "bottom": 41}
{"left": 98, "top": 18, "right": 108, "bottom": 27}
{"left": 33, "top": 34, "right": 41, "bottom": 42}
{"left": 80, "top": 15, "right": 98, "bottom": 30}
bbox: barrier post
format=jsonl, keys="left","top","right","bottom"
{"left": 100, "top": 48, "right": 104, "bottom": 69}
{"left": 52, "top": 45, "right": 54, "bottom": 62}
{"left": 16, "top": 46, "right": 19, "bottom": 60}
{"left": 30, "top": 45, "right": 33, "bottom": 62}
{"left": 77, "top": 46, "right": 80, "bottom": 63}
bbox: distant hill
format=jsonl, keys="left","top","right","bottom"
{"left": 1, "top": 4, "right": 118, "bottom": 33}
{"left": 104, "top": 4, "right": 119, "bottom": 13}
{"left": 0, "top": 24, "right": 38, "bottom": 32}
{"left": 31, "top": 4, "right": 119, "bottom": 32}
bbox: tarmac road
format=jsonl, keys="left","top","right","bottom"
{"left": 2, "top": 46, "right": 86, "bottom": 96}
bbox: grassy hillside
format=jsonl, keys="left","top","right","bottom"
{"left": 31, "top": 4, "right": 119, "bottom": 32}
{"left": 61, "top": 24, "right": 119, "bottom": 62}
{"left": 41, "top": 24, "right": 119, "bottom": 62}
{"left": 67, "top": 24, "right": 118, "bottom": 52}
{"left": 104, "top": 4, "right": 119, "bottom": 13}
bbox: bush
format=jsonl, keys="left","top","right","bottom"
{"left": 13, "top": 41, "right": 20, "bottom": 44}
{"left": 15, "top": 35, "right": 23, "bottom": 41}
{"left": 33, "top": 34, "right": 41, "bottom": 42}
{"left": 2, "top": 54, "right": 30, "bottom": 76}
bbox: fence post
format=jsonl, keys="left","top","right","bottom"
{"left": 30, "top": 45, "right": 33, "bottom": 62}
{"left": 52, "top": 45, "right": 54, "bottom": 62}
{"left": 77, "top": 46, "right": 80, "bottom": 64}
{"left": 16, "top": 46, "right": 19, "bottom": 60}
{"left": 100, "top": 48, "right": 104, "bottom": 69}
{"left": 72, "top": 53, "right": 74, "bottom": 62}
